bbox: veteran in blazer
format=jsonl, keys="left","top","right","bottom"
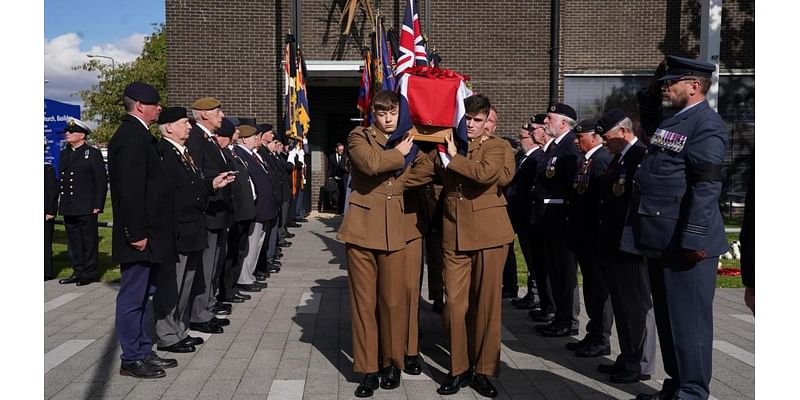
{"left": 620, "top": 56, "right": 729, "bottom": 400}
{"left": 57, "top": 118, "right": 108, "bottom": 286}
{"left": 336, "top": 90, "right": 420, "bottom": 398}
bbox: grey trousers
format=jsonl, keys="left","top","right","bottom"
{"left": 238, "top": 222, "right": 265, "bottom": 285}
{"left": 154, "top": 252, "right": 198, "bottom": 347}
{"left": 191, "top": 230, "right": 227, "bottom": 323}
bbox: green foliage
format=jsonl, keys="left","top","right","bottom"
{"left": 75, "top": 23, "right": 167, "bottom": 144}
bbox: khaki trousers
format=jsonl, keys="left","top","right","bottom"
{"left": 346, "top": 243, "right": 410, "bottom": 373}
{"left": 442, "top": 244, "right": 508, "bottom": 376}
{"left": 404, "top": 238, "right": 422, "bottom": 357}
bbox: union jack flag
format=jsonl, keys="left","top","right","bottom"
{"left": 395, "top": 0, "right": 427, "bottom": 75}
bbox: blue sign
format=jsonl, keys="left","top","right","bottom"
{"left": 45, "top": 98, "right": 81, "bottom": 178}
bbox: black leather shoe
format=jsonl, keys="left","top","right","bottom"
{"left": 278, "top": 240, "right": 291, "bottom": 247}
{"left": 211, "top": 317, "right": 230, "bottom": 327}
{"left": 404, "top": 355, "right": 422, "bottom": 375}
{"left": 635, "top": 390, "right": 673, "bottom": 400}
{"left": 76, "top": 278, "right": 99, "bottom": 286}
{"left": 252, "top": 281, "right": 268, "bottom": 289}
{"left": 296, "top": 218, "right": 308, "bottom": 223}
{"left": 538, "top": 324, "right": 579, "bottom": 337}
{"left": 212, "top": 305, "right": 231, "bottom": 315}
{"left": 565, "top": 336, "right": 591, "bottom": 351}
{"left": 270, "top": 260, "right": 282, "bottom": 267}
{"left": 514, "top": 296, "right": 540, "bottom": 310}
{"left": 190, "top": 321, "right": 223, "bottom": 334}
{"left": 286, "top": 222, "right": 301, "bottom": 228}
{"left": 501, "top": 287, "right": 518, "bottom": 299}
{"left": 529, "top": 309, "right": 555, "bottom": 323}
{"left": 575, "top": 342, "right": 610, "bottom": 357}
{"left": 233, "top": 292, "right": 251, "bottom": 300}
{"left": 215, "top": 302, "right": 232, "bottom": 310}
{"left": 144, "top": 352, "right": 178, "bottom": 369}
{"left": 355, "top": 373, "right": 379, "bottom": 398}
{"left": 597, "top": 363, "right": 623, "bottom": 374}
{"left": 285, "top": 232, "right": 295, "bottom": 238}
{"left": 380, "top": 364, "right": 401, "bottom": 389}
{"left": 156, "top": 341, "right": 195, "bottom": 353}
{"left": 432, "top": 300, "right": 444, "bottom": 314}
{"left": 220, "top": 295, "right": 245, "bottom": 303}
{"left": 470, "top": 373, "right": 498, "bottom": 398}
{"left": 436, "top": 369, "right": 474, "bottom": 395}
{"left": 268, "top": 264, "right": 281, "bottom": 273}
{"left": 59, "top": 275, "right": 79, "bottom": 285}
{"left": 181, "top": 335, "right": 204, "bottom": 346}
{"left": 610, "top": 370, "right": 650, "bottom": 383}
{"left": 236, "top": 283, "right": 262, "bottom": 292}
{"left": 120, "top": 360, "right": 165, "bottom": 379}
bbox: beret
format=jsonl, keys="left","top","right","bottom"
{"left": 659, "top": 55, "right": 716, "bottom": 82}
{"left": 529, "top": 113, "right": 547, "bottom": 125}
{"left": 595, "top": 109, "right": 627, "bottom": 134}
{"left": 157, "top": 107, "right": 188, "bottom": 125}
{"left": 238, "top": 124, "right": 258, "bottom": 138}
{"left": 274, "top": 131, "right": 288, "bottom": 145}
{"left": 215, "top": 117, "right": 236, "bottom": 138}
{"left": 575, "top": 119, "right": 597, "bottom": 134}
{"left": 64, "top": 118, "right": 91, "bottom": 135}
{"left": 258, "top": 123, "right": 274, "bottom": 133}
{"left": 123, "top": 82, "right": 160, "bottom": 104}
{"left": 191, "top": 96, "right": 222, "bottom": 110}
{"left": 547, "top": 103, "right": 577, "bottom": 121}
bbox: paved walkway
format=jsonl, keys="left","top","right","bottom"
{"left": 44, "top": 214, "right": 755, "bottom": 399}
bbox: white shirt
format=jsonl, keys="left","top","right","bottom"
{"left": 542, "top": 138, "right": 555, "bottom": 153}
{"left": 163, "top": 137, "right": 186, "bottom": 154}
{"left": 619, "top": 137, "right": 639, "bottom": 159}
{"left": 235, "top": 144, "right": 258, "bottom": 200}
{"left": 583, "top": 143, "right": 604, "bottom": 160}
{"left": 131, "top": 114, "right": 150, "bottom": 131}
{"left": 553, "top": 129, "right": 571, "bottom": 145}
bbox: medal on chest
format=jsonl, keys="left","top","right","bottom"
{"left": 545, "top": 156, "right": 557, "bottom": 178}
{"left": 612, "top": 160, "right": 627, "bottom": 196}
{"left": 573, "top": 159, "right": 591, "bottom": 194}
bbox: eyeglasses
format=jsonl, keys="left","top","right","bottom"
{"left": 662, "top": 77, "right": 698, "bottom": 86}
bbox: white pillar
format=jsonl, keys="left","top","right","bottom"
{"left": 700, "top": 0, "right": 723, "bottom": 111}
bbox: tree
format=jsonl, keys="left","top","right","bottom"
{"left": 75, "top": 23, "right": 167, "bottom": 144}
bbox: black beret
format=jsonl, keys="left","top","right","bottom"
{"left": 595, "top": 109, "right": 627, "bottom": 134}
{"left": 227, "top": 116, "right": 241, "bottom": 127}
{"left": 258, "top": 123, "right": 274, "bottom": 133}
{"left": 157, "top": 107, "right": 188, "bottom": 124}
{"left": 659, "top": 55, "right": 716, "bottom": 82}
{"left": 64, "top": 118, "right": 91, "bottom": 135}
{"left": 529, "top": 113, "right": 547, "bottom": 125}
{"left": 575, "top": 119, "right": 597, "bottom": 134}
{"left": 215, "top": 117, "right": 236, "bottom": 138}
{"left": 547, "top": 103, "right": 577, "bottom": 121}
{"left": 274, "top": 131, "right": 288, "bottom": 145}
{"left": 123, "top": 82, "right": 161, "bottom": 104}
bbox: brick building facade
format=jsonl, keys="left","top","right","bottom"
{"left": 166, "top": 0, "right": 754, "bottom": 210}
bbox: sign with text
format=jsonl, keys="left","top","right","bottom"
{"left": 44, "top": 98, "right": 80, "bottom": 178}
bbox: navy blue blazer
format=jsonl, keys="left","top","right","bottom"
{"left": 533, "top": 130, "right": 582, "bottom": 238}
{"left": 233, "top": 146, "right": 279, "bottom": 222}
{"left": 505, "top": 147, "right": 543, "bottom": 233}
{"left": 58, "top": 143, "right": 107, "bottom": 216}
{"left": 186, "top": 124, "right": 233, "bottom": 230}
{"left": 566, "top": 145, "right": 612, "bottom": 254}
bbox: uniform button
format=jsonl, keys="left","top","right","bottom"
{"left": 387, "top": 181, "right": 392, "bottom": 186}
{"left": 387, "top": 196, "right": 392, "bottom": 200}
{"left": 645, "top": 149, "right": 649, "bottom": 155}
{"left": 637, "top": 164, "right": 642, "bottom": 168}
{"left": 70, "top": 192, "right": 74, "bottom": 195}
{"left": 70, "top": 179, "right": 74, "bottom": 182}
{"left": 656, "top": 211, "right": 661, "bottom": 216}
{"left": 70, "top": 172, "right": 74, "bottom": 175}
{"left": 196, "top": 197, "right": 200, "bottom": 201}
{"left": 60, "top": 191, "right": 64, "bottom": 195}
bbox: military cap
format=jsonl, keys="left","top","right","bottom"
{"left": 64, "top": 118, "right": 91, "bottom": 135}
{"left": 215, "top": 117, "right": 236, "bottom": 138}
{"left": 547, "top": 103, "right": 577, "bottom": 121}
{"left": 274, "top": 131, "right": 288, "bottom": 145}
{"left": 574, "top": 119, "right": 597, "bottom": 134}
{"left": 659, "top": 55, "right": 716, "bottom": 82}
{"left": 521, "top": 122, "right": 535, "bottom": 132}
{"left": 123, "top": 82, "right": 161, "bottom": 104}
{"left": 529, "top": 113, "right": 547, "bottom": 125}
{"left": 595, "top": 109, "right": 626, "bottom": 134}
{"left": 258, "top": 123, "right": 274, "bottom": 133}
{"left": 191, "top": 96, "right": 222, "bottom": 110}
{"left": 227, "top": 116, "right": 241, "bottom": 126}
{"left": 238, "top": 124, "right": 258, "bottom": 138}
{"left": 157, "top": 107, "right": 188, "bottom": 125}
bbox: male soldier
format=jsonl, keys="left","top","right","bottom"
{"left": 565, "top": 119, "right": 614, "bottom": 357}
{"left": 57, "top": 118, "right": 107, "bottom": 286}
{"left": 621, "top": 56, "right": 729, "bottom": 400}
{"left": 409, "top": 94, "right": 515, "bottom": 397}
{"left": 594, "top": 109, "right": 656, "bottom": 383}
{"left": 108, "top": 82, "right": 176, "bottom": 378}
{"left": 152, "top": 107, "right": 235, "bottom": 353}
{"left": 336, "top": 90, "right": 417, "bottom": 398}
{"left": 186, "top": 97, "right": 233, "bottom": 334}
{"left": 256, "top": 124, "right": 284, "bottom": 276}
{"left": 534, "top": 103, "right": 583, "bottom": 338}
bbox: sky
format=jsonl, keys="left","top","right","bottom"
{"left": 44, "top": 0, "right": 165, "bottom": 106}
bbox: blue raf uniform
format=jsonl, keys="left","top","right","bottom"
{"left": 620, "top": 56, "right": 729, "bottom": 400}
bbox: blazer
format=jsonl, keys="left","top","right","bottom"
{"left": 107, "top": 114, "right": 177, "bottom": 264}
{"left": 532, "top": 130, "right": 582, "bottom": 238}
{"left": 45, "top": 163, "right": 59, "bottom": 216}
{"left": 225, "top": 147, "right": 257, "bottom": 223}
{"left": 185, "top": 123, "right": 233, "bottom": 230}
{"left": 233, "top": 145, "right": 279, "bottom": 222}
{"left": 58, "top": 143, "right": 107, "bottom": 216}
{"left": 505, "top": 147, "right": 544, "bottom": 232}
{"left": 566, "top": 145, "right": 612, "bottom": 254}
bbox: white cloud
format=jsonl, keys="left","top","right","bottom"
{"left": 44, "top": 32, "right": 145, "bottom": 107}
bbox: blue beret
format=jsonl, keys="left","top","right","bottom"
{"left": 123, "top": 82, "right": 161, "bottom": 104}
{"left": 215, "top": 117, "right": 236, "bottom": 138}
{"left": 595, "top": 109, "right": 627, "bottom": 134}
{"left": 575, "top": 119, "right": 597, "bottom": 134}
{"left": 157, "top": 107, "right": 187, "bottom": 124}
{"left": 659, "top": 55, "right": 716, "bottom": 82}
{"left": 548, "top": 103, "right": 577, "bottom": 121}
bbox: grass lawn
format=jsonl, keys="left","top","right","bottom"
{"left": 52, "top": 195, "right": 121, "bottom": 283}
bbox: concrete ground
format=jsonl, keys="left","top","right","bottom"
{"left": 44, "top": 213, "right": 754, "bottom": 399}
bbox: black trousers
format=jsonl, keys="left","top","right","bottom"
{"left": 224, "top": 220, "right": 252, "bottom": 298}
{"left": 542, "top": 236, "right": 579, "bottom": 328}
{"left": 63, "top": 214, "right": 99, "bottom": 280}
{"left": 502, "top": 246, "right": 519, "bottom": 293}
{"left": 45, "top": 219, "right": 55, "bottom": 279}
{"left": 528, "top": 234, "right": 555, "bottom": 314}
{"left": 574, "top": 247, "right": 613, "bottom": 343}
{"left": 255, "top": 217, "right": 277, "bottom": 274}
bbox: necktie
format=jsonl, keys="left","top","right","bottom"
{"left": 183, "top": 148, "right": 196, "bottom": 170}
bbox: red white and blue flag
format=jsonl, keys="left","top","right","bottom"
{"left": 395, "top": 0, "right": 428, "bottom": 76}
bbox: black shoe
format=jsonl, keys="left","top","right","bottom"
{"left": 236, "top": 283, "right": 262, "bottom": 292}
{"left": 470, "top": 373, "right": 498, "bottom": 398}
{"left": 156, "top": 341, "right": 195, "bottom": 353}
{"left": 120, "top": 360, "right": 165, "bottom": 379}
{"left": 501, "top": 287, "right": 518, "bottom": 299}
{"left": 268, "top": 265, "right": 281, "bottom": 273}
{"left": 513, "top": 295, "right": 540, "bottom": 310}
{"left": 254, "top": 273, "right": 268, "bottom": 282}
{"left": 76, "top": 277, "right": 99, "bottom": 286}
{"left": 635, "top": 390, "right": 674, "bottom": 400}
{"left": 610, "top": 370, "right": 651, "bottom": 383}
{"left": 270, "top": 259, "right": 282, "bottom": 267}
{"left": 597, "top": 363, "right": 624, "bottom": 374}
{"left": 565, "top": 336, "right": 591, "bottom": 351}
{"left": 233, "top": 292, "right": 251, "bottom": 300}
{"left": 144, "top": 351, "right": 178, "bottom": 369}
{"left": 59, "top": 275, "right": 79, "bottom": 285}
{"left": 404, "top": 355, "right": 422, "bottom": 375}
{"left": 286, "top": 222, "right": 301, "bottom": 228}
{"left": 537, "top": 324, "right": 579, "bottom": 337}
{"left": 380, "top": 364, "right": 401, "bottom": 390}
{"left": 575, "top": 342, "right": 610, "bottom": 358}
{"left": 190, "top": 321, "right": 223, "bottom": 334}
{"left": 432, "top": 300, "right": 444, "bottom": 314}
{"left": 252, "top": 281, "right": 268, "bottom": 289}
{"left": 285, "top": 232, "right": 295, "bottom": 238}
{"left": 181, "top": 335, "right": 204, "bottom": 346}
{"left": 215, "top": 302, "right": 232, "bottom": 310}
{"left": 278, "top": 240, "right": 291, "bottom": 247}
{"left": 296, "top": 218, "right": 308, "bottom": 223}
{"left": 220, "top": 295, "right": 245, "bottom": 303}
{"left": 533, "top": 322, "right": 554, "bottom": 334}
{"left": 212, "top": 305, "right": 231, "bottom": 315}
{"left": 529, "top": 309, "right": 555, "bottom": 323}
{"left": 437, "top": 369, "right": 474, "bottom": 395}
{"left": 211, "top": 317, "right": 230, "bottom": 327}
{"left": 355, "top": 373, "right": 379, "bottom": 398}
